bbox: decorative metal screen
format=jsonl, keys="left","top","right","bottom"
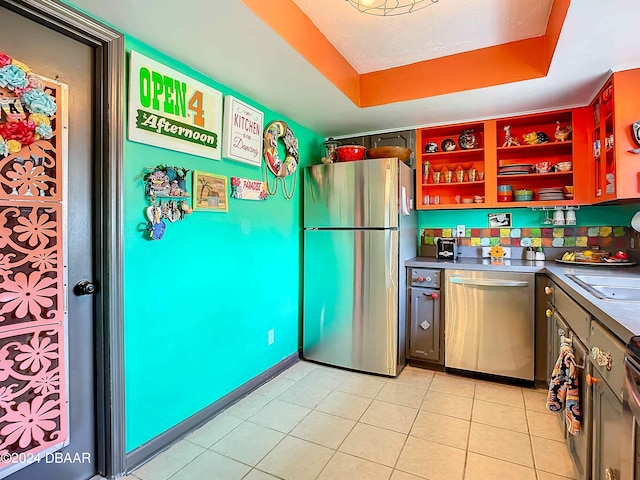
{"left": 0, "top": 77, "right": 67, "bottom": 472}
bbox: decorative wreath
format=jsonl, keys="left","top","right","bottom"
{"left": 263, "top": 120, "right": 299, "bottom": 178}
{"left": 0, "top": 51, "right": 57, "bottom": 157}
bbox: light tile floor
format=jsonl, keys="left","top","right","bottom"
{"left": 124, "top": 362, "right": 577, "bottom": 480}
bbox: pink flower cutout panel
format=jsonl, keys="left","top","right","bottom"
{"left": 0, "top": 76, "right": 67, "bottom": 469}
{"left": 0, "top": 325, "right": 66, "bottom": 463}
{"left": 0, "top": 202, "right": 62, "bottom": 332}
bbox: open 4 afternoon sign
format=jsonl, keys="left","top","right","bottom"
{"left": 128, "top": 51, "right": 223, "bottom": 160}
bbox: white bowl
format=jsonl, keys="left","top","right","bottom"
{"left": 632, "top": 211, "right": 640, "bottom": 232}
{"left": 555, "top": 162, "right": 573, "bottom": 172}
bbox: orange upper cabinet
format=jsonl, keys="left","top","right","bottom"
{"left": 416, "top": 122, "right": 489, "bottom": 209}
{"left": 416, "top": 108, "right": 590, "bottom": 209}
{"left": 590, "top": 69, "right": 640, "bottom": 203}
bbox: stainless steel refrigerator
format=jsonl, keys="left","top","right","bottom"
{"left": 303, "top": 158, "right": 417, "bottom": 376}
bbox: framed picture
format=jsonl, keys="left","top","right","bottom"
{"left": 222, "top": 96, "right": 264, "bottom": 166}
{"left": 488, "top": 213, "right": 512, "bottom": 228}
{"left": 192, "top": 171, "right": 228, "bottom": 212}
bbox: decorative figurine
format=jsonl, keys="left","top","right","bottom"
{"left": 146, "top": 170, "right": 170, "bottom": 196}
{"left": 554, "top": 121, "right": 572, "bottom": 142}
{"left": 502, "top": 125, "right": 520, "bottom": 147}
{"left": 458, "top": 129, "right": 478, "bottom": 150}
{"left": 522, "top": 131, "right": 549, "bottom": 145}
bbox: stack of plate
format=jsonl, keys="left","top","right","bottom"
{"left": 498, "top": 163, "right": 533, "bottom": 176}
{"left": 606, "top": 172, "right": 615, "bottom": 194}
{"left": 538, "top": 187, "right": 565, "bottom": 201}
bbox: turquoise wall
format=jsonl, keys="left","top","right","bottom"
{"left": 418, "top": 204, "right": 640, "bottom": 229}
{"left": 122, "top": 37, "right": 323, "bottom": 451}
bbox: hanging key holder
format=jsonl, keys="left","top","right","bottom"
{"left": 142, "top": 165, "right": 193, "bottom": 240}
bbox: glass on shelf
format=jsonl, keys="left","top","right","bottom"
{"left": 468, "top": 168, "right": 477, "bottom": 182}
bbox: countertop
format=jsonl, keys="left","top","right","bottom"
{"left": 406, "top": 256, "right": 640, "bottom": 344}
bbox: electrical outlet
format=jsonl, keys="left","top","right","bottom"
{"left": 268, "top": 329, "right": 275, "bottom": 345}
{"left": 456, "top": 225, "right": 465, "bottom": 237}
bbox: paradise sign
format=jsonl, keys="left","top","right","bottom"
{"left": 128, "top": 51, "right": 223, "bottom": 159}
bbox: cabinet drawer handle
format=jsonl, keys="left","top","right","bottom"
{"left": 586, "top": 374, "right": 599, "bottom": 386}
{"left": 605, "top": 467, "right": 616, "bottom": 480}
{"left": 591, "top": 346, "right": 612, "bottom": 371}
{"left": 545, "top": 309, "right": 552, "bottom": 318}
{"left": 544, "top": 286, "right": 553, "bottom": 295}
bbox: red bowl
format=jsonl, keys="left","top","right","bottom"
{"left": 336, "top": 145, "right": 366, "bottom": 162}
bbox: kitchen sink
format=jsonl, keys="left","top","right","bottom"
{"left": 566, "top": 274, "right": 640, "bottom": 302}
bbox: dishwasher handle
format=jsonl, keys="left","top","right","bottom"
{"left": 449, "top": 277, "right": 529, "bottom": 287}
{"left": 624, "top": 357, "right": 640, "bottom": 419}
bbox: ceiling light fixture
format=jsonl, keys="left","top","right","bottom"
{"left": 346, "top": 0, "right": 439, "bottom": 16}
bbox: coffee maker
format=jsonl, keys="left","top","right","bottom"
{"left": 436, "top": 237, "right": 458, "bottom": 259}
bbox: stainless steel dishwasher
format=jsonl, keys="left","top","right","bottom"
{"left": 445, "top": 270, "right": 535, "bottom": 380}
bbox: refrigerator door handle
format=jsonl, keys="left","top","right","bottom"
{"left": 449, "top": 277, "right": 529, "bottom": 287}
{"left": 385, "top": 230, "right": 392, "bottom": 288}
{"left": 384, "top": 163, "right": 391, "bottom": 226}
{"left": 401, "top": 186, "right": 411, "bottom": 215}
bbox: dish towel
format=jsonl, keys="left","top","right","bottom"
{"left": 547, "top": 342, "right": 582, "bottom": 435}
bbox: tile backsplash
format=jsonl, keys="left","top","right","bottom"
{"left": 421, "top": 226, "right": 631, "bottom": 249}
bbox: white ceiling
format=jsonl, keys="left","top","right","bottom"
{"left": 69, "top": 0, "right": 640, "bottom": 139}
{"left": 292, "top": 0, "right": 553, "bottom": 73}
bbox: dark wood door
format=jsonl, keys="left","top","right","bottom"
{"left": 0, "top": 7, "right": 96, "bottom": 480}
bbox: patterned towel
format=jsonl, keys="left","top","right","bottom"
{"left": 547, "top": 343, "right": 582, "bottom": 435}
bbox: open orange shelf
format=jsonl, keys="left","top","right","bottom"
{"left": 416, "top": 108, "right": 591, "bottom": 209}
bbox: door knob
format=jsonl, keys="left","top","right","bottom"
{"left": 545, "top": 309, "right": 552, "bottom": 318}
{"left": 586, "top": 374, "right": 599, "bottom": 386}
{"left": 74, "top": 280, "right": 97, "bottom": 296}
{"left": 544, "top": 286, "right": 553, "bottom": 295}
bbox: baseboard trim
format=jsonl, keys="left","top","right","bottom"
{"left": 124, "top": 351, "right": 301, "bottom": 473}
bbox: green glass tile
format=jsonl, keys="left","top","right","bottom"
{"left": 490, "top": 237, "right": 500, "bottom": 246}
{"left": 565, "top": 237, "right": 576, "bottom": 247}
{"left": 530, "top": 228, "right": 541, "bottom": 237}
{"left": 613, "top": 226, "right": 626, "bottom": 237}
{"left": 424, "top": 237, "right": 435, "bottom": 245}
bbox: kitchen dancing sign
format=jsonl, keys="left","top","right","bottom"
{"left": 222, "top": 96, "right": 264, "bottom": 166}
{"left": 128, "top": 51, "right": 223, "bottom": 159}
